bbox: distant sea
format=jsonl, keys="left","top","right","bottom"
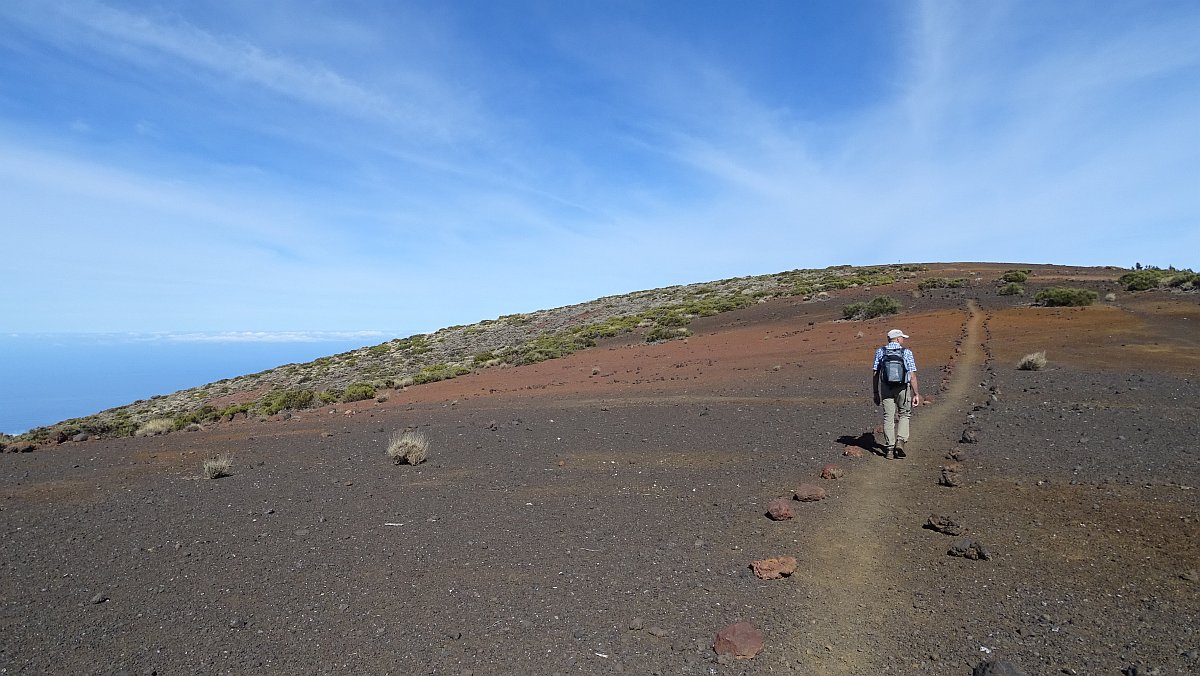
{"left": 0, "top": 333, "right": 388, "bottom": 435}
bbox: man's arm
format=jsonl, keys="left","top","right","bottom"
{"left": 872, "top": 369, "right": 881, "bottom": 406}
{"left": 910, "top": 371, "right": 921, "bottom": 406}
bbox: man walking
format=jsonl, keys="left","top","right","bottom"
{"left": 872, "top": 328, "right": 922, "bottom": 459}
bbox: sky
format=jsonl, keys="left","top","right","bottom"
{"left": 1, "top": 0, "right": 1198, "bottom": 338}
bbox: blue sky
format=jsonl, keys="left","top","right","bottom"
{"left": 2, "top": 0, "right": 1197, "bottom": 337}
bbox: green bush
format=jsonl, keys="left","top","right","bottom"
{"left": 413, "top": 363, "right": 472, "bottom": 385}
{"left": 646, "top": 326, "right": 692, "bottom": 342}
{"left": 917, "top": 277, "right": 968, "bottom": 291}
{"left": 1001, "top": 270, "right": 1029, "bottom": 283}
{"left": 1119, "top": 270, "right": 1163, "bottom": 291}
{"left": 842, "top": 296, "right": 902, "bottom": 320}
{"left": 1035, "top": 287, "right": 1098, "bottom": 307}
{"left": 341, "top": 382, "right": 376, "bottom": 402}
{"left": 318, "top": 389, "right": 341, "bottom": 404}
{"left": 998, "top": 282, "right": 1025, "bottom": 296}
{"left": 259, "top": 388, "right": 316, "bottom": 415}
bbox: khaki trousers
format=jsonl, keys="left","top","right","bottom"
{"left": 880, "top": 382, "right": 912, "bottom": 449}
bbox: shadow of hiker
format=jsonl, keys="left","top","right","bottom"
{"left": 837, "top": 432, "right": 885, "bottom": 457}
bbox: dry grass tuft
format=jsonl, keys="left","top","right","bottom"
{"left": 135, "top": 418, "right": 174, "bottom": 437}
{"left": 1017, "top": 351, "right": 1047, "bottom": 371}
{"left": 201, "top": 454, "right": 233, "bottom": 479}
{"left": 387, "top": 430, "right": 430, "bottom": 465}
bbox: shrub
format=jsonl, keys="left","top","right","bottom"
{"left": 201, "top": 454, "right": 233, "bottom": 479}
{"left": 1035, "top": 287, "right": 1098, "bottom": 307}
{"left": 412, "top": 363, "right": 471, "bottom": 385}
{"left": 1001, "top": 270, "right": 1029, "bottom": 283}
{"left": 387, "top": 430, "right": 429, "bottom": 465}
{"left": 646, "top": 326, "right": 691, "bottom": 342}
{"left": 998, "top": 283, "right": 1025, "bottom": 296}
{"left": 135, "top": 418, "right": 174, "bottom": 437}
{"left": 259, "top": 388, "right": 316, "bottom": 416}
{"left": 1119, "top": 270, "right": 1163, "bottom": 291}
{"left": 341, "top": 382, "right": 376, "bottom": 402}
{"left": 917, "top": 277, "right": 968, "bottom": 290}
{"left": 1017, "top": 351, "right": 1047, "bottom": 371}
{"left": 842, "top": 296, "right": 902, "bottom": 320}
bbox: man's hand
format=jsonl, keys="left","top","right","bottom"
{"left": 872, "top": 394, "right": 881, "bottom": 406}
{"left": 912, "top": 393, "right": 922, "bottom": 407}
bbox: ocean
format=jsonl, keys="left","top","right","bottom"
{"left": 0, "top": 333, "right": 388, "bottom": 435}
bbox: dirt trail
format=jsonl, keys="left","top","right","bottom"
{"left": 789, "top": 301, "right": 985, "bottom": 673}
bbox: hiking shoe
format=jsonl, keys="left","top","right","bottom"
{"left": 893, "top": 440, "right": 907, "bottom": 459}
{"left": 884, "top": 447, "right": 894, "bottom": 459}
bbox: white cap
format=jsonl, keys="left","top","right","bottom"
{"left": 887, "top": 329, "right": 909, "bottom": 339}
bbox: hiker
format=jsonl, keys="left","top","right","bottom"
{"left": 872, "top": 328, "right": 922, "bottom": 459}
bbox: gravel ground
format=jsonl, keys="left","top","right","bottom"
{"left": 2, "top": 266, "right": 1197, "bottom": 675}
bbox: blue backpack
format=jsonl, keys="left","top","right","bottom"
{"left": 880, "top": 345, "right": 907, "bottom": 385}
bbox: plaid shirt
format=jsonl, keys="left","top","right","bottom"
{"left": 872, "top": 343, "right": 917, "bottom": 382}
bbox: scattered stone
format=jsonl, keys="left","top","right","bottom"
{"left": 647, "top": 626, "right": 669, "bottom": 637}
{"left": 229, "top": 617, "right": 246, "bottom": 628}
{"left": 713, "top": 622, "right": 764, "bottom": 660}
{"left": 820, "top": 464, "right": 844, "bottom": 480}
{"left": 90, "top": 593, "right": 108, "bottom": 605}
{"left": 628, "top": 617, "right": 644, "bottom": 631}
{"left": 946, "top": 450, "right": 967, "bottom": 461}
{"left": 948, "top": 538, "right": 992, "bottom": 560}
{"left": 751, "top": 556, "right": 798, "bottom": 580}
{"left": 843, "top": 446, "right": 865, "bottom": 458}
{"left": 939, "top": 465, "right": 963, "bottom": 488}
{"left": 793, "top": 484, "right": 827, "bottom": 502}
{"left": 973, "top": 660, "right": 1025, "bottom": 675}
{"left": 924, "top": 515, "right": 964, "bottom": 536}
{"left": 766, "top": 498, "right": 794, "bottom": 521}
{"left": 72, "top": 433, "right": 89, "bottom": 443}
{"left": 961, "top": 429, "right": 979, "bottom": 444}
{"left": 1180, "top": 569, "right": 1199, "bottom": 583}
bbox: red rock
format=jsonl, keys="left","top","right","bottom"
{"left": 843, "top": 446, "right": 865, "bottom": 458}
{"left": 714, "top": 622, "right": 764, "bottom": 659}
{"left": 793, "top": 483, "right": 826, "bottom": 502}
{"left": 766, "top": 498, "right": 794, "bottom": 520}
{"left": 751, "top": 556, "right": 797, "bottom": 580}
{"left": 820, "top": 464, "right": 844, "bottom": 479}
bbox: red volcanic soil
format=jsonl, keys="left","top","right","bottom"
{"left": 2, "top": 266, "right": 1198, "bottom": 675}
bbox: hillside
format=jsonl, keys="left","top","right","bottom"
{"left": 2, "top": 261, "right": 1199, "bottom": 674}
{"left": 9, "top": 263, "right": 935, "bottom": 447}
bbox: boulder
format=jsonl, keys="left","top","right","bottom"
{"left": 766, "top": 498, "right": 794, "bottom": 521}
{"left": 793, "top": 484, "right": 827, "bottom": 502}
{"left": 939, "top": 468, "right": 963, "bottom": 488}
{"left": 820, "top": 464, "right": 844, "bottom": 480}
{"left": 842, "top": 446, "right": 865, "bottom": 458}
{"left": 714, "top": 622, "right": 764, "bottom": 659}
{"left": 924, "top": 514, "right": 964, "bottom": 536}
{"left": 751, "top": 556, "right": 797, "bottom": 580}
{"left": 948, "top": 538, "right": 992, "bottom": 560}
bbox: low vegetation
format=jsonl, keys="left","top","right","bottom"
{"left": 998, "top": 283, "right": 1024, "bottom": 296}
{"left": 1017, "top": 351, "right": 1047, "bottom": 371}
{"left": 841, "top": 296, "right": 902, "bottom": 320}
{"left": 1035, "top": 287, "right": 1098, "bottom": 307}
{"left": 387, "top": 430, "right": 429, "bottom": 465}
{"left": 201, "top": 454, "right": 233, "bottom": 479}
{"left": 135, "top": 418, "right": 174, "bottom": 437}
{"left": 1001, "top": 269, "right": 1030, "bottom": 283}
{"left": 7, "top": 263, "right": 958, "bottom": 445}
{"left": 1119, "top": 267, "right": 1197, "bottom": 291}
{"left": 917, "top": 277, "right": 969, "bottom": 291}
